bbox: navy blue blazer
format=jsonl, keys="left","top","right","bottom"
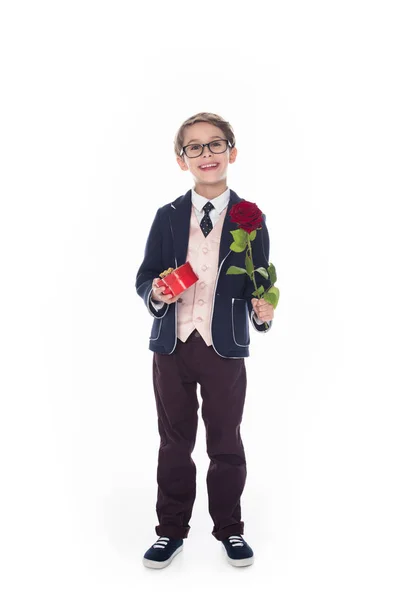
{"left": 135, "top": 188, "right": 273, "bottom": 358}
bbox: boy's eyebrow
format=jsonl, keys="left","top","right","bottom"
{"left": 186, "top": 135, "right": 223, "bottom": 144}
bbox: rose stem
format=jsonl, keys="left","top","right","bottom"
{"left": 247, "top": 233, "right": 270, "bottom": 331}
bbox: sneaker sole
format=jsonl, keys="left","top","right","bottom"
{"left": 226, "top": 554, "right": 254, "bottom": 567}
{"left": 222, "top": 546, "right": 254, "bottom": 567}
{"left": 142, "top": 545, "right": 183, "bottom": 569}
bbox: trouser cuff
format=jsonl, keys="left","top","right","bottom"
{"left": 155, "top": 524, "right": 190, "bottom": 539}
{"left": 212, "top": 521, "right": 244, "bottom": 541}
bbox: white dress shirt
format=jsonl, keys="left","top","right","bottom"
{"left": 150, "top": 186, "right": 273, "bottom": 328}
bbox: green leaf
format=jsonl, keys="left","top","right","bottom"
{"left": 226, "top": 266, "right": 247, "bottom": 275}
{"left": 267, "top": 263, "right": 277, "bottom": 285}
{"left": 254, "top": 266, "right": 270, "bottom": 280}
{"left": 263, "top": 286, "right": 280, "bottom": 309}
{"left": 230, "top": 241, "right": 247, "bottom": 253}
{"left": 252, "top": 285, "right": 265, "bottom": 297}
{"left": 249, "top": 230, "right": 257, "bottom": 241}
{"left": 230, "top": 228, "right": 248, "bottom": 246}
{"left": 245, "top": 253, "right": 254, "bottom": 276}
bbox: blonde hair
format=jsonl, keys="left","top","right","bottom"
{"left": 174, "top": 112, "right": 236, "bottom": 157}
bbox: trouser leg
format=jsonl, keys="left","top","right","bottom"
{"left": 152, "top": 342, "right": 199, "bottom": 539}
{"left": 194, "top": 341, "right": 248, "bottom": 541}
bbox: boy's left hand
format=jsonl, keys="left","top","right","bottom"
{"left": 251, "top": 298, "right": 274, "bottom": 322}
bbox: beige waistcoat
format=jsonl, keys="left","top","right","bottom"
{"left": 177, "top": 204, "right": 228, "bottom": 345}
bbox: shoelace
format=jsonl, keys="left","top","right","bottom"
{"left": 228, "top": 535, "right": 244, "bottom": 547}
{"left": 153, "top": 536, "right": 170, "bottom": 549}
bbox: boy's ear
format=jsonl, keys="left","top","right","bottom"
{"left": 229, "top": 146, "right": 238, "bottom": 163}
{"left": 176, "top": 155, "right": 189, "bottom": 170}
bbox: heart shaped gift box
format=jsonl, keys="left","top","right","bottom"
{"left": 155, "top": 262, "right": 199, "bottom": 296}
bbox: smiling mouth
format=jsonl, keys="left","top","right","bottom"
{"left": 199, "top": 163, "right": 219, "bottom": 170}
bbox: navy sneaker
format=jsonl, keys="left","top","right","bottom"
{"left": 221, "top": 535, "right": 254, "bottom": 567}
{"left": 143, "top": 536, "right": 184, "bottom": 569}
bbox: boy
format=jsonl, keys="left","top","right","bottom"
{"left": 135, "top": 112, "right": 274, "bottom": 569}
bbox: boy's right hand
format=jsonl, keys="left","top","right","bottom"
{"left": 151, "top": 278, "right": 183, "bottom": 304}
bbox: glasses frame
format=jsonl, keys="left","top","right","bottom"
{"left": 180, "top": 138, "right": 232, "bottom": 158}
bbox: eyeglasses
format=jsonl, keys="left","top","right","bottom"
{"left": 181, "top": 138, "right": 232, "bottom": 158}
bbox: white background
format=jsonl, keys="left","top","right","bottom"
{"left": 1, "top": 1, "right": 399, "bottom": 598}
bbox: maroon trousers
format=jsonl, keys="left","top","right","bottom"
{"left": 152, "top": 328, "right": 248, "bottom": 541}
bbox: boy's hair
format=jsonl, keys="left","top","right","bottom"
{"left": 174, "top": 112, "right": 236, "bottom": 157}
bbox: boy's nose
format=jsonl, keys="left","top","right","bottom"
{"left": 201, "top": 146, "right": 212, "bottom": 156}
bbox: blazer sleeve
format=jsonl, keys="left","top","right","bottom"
{"left": 150, "top": 298, "right": 166, "bottom": 310}
{"left": 244, "top": 212, "right": 273, "bottom": 333}
{"left": 135, "top": 208, "right": 170, "bottom": 319}
{"left": 251, "top": 310, "right": 273, "bottom": 330}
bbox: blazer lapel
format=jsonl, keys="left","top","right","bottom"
{"left": 218, "top": 188, "right": 242, "bottom": 265}
{"left": 169, "top": 188, "right": 242, "bottom": 268}
{"left": 168, "top": 189, "right": 192, "bottom": 268}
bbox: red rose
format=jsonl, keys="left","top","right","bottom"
{"left": 229, "top": 200, "right": 263, "bottom": 234}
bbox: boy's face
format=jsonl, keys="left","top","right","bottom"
{"left": 176, "top": 122, "right": 237, "bottom": 185}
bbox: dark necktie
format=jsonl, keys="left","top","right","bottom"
{"left": 200, "top": 201, "right": 214, "bottom": 237}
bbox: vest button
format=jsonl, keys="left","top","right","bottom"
{"left": 201, "top": 265, "right": 207, "bottom": 271}
{"left": 200, "top": 282, "right": 206, "bottom": 289}
{"left": 198, "top": 299, "right": 204, "bottom": 305}
{"left": 202, "top": 247, "right": 208, "bottom": 253}
{"left": 196, "top": 316, "right": 203, "bottom": 322}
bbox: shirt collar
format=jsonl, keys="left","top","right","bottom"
{"left": 191, "top": 186, "right": 230, "bottom": 214}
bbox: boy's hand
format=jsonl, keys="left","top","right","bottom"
{"left": 251, "top": 297, "right": 274, "bottom": 322}
{"left": 151, "top": 278, "right": 184, "bottom": 304}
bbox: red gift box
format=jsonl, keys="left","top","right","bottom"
{"left": 155, "top": 262, "right": 198, "bottom": 296}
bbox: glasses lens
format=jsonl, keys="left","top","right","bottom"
{"left": 184, "top": 139, "right": 228, "bottom": 157}
{"left": 185, "top": 144, "right": 203, "bottom": 158}
{"left": 208, "top": 139, "right": 228, "bottom": 153}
